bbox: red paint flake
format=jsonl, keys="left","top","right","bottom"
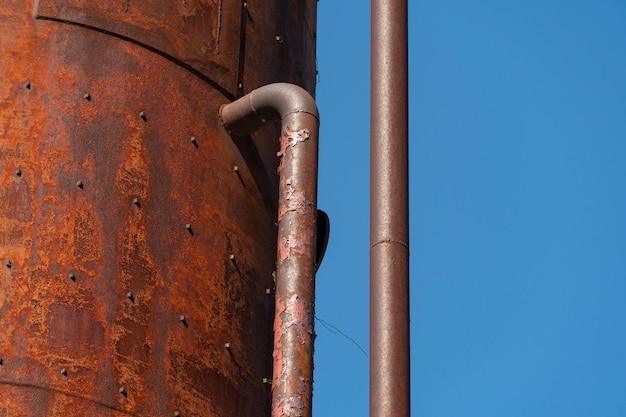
{"left": 277, "top": 128, "right": 310, "bottom": 158}
{"left": 278, "top": 237, "right": 289, "bottom": 263}
{"left": 278, "top": 188, "right": 309, "bottom": 220}
{"left": 277, "top": 234, "right": 307, "bottom": 265}
{"left": 273, "top": 296, "right": 286, "bottom": 389}
{"left": 273, "top": 396, "right": 305, "bottom": 417}
{"left": 277, "top": 127, "right": 310, "bottom": 173}
{"left": 282, "top": 294, "right": 313, "bottom": 344}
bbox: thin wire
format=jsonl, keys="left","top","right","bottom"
{"left": 315, "top": 316, "right": 368, "bottom": 358}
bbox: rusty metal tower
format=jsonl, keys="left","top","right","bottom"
{"left": 0, "top": 1, "right": 319, "bottom": 416}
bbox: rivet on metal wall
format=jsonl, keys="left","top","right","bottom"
{"left": 265, "top": 288, "right": 272, "bottom": 295}
{"left": 84, "top": 93, "right": 91, "bottom": 101}
{"left": 234, "top": 165, "right": 243, "bottom": 182}
{"left": 262, "top": 377, "right": 272, "bottom": 384}
{"left": 60, "top": 368, "right": 68, "bottom": 377}
{"left": 15, "top": 169, "right": 21, "bottom": 177}
{"left": 5, "top": 260, "right": 12, "bottom": 268}
{"left": 139, "top": 111, "right": 147, "bottom": 121}
{"left": 179, "top": 315, "right": 188, "bottom": 327}
{"left": 185, "top": 224, "right": 193, "bottom": 236}
{"left": 133, "top": 198, "right": 141, "bottom": 208}
{"left": 174, "top": 411, "right": 181, "bottom": 417}
{"left": 275, "top": 35, "right": 284, "bottom": 43}
{"left": 127, "top": 292, "right": 135, "bottom": 303}
{"left": 190, "top": 136, "right": 198, "bottom": 148}
{"left": 68, "top": 273, "right": 76, "bottom": 282}
{"left": 224, "top": 342, "right": 231, "bottom": 351}
{"left": 76, "top": 180, "right": 84, "bottom": 189}
{"left": 119, "top": 386, "right": 127, "bottom": 397}
{"left": 229, "top": 254, "right": 235, "bottom": 261}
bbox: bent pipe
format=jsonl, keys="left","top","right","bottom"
{"left": 220, "top": 83, "right": 320, "bottom": 417}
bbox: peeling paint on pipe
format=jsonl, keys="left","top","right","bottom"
{"left": 221, "top": 82, "right": 320, "bottom": 417}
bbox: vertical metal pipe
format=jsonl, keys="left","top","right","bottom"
{"left": 370, "top": 0, "right": 410, "bottom": 416}
{"left": 220, "top": 83, "right": 320, "bottom": 417}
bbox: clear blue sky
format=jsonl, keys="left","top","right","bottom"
{"left": 313, "top": 1, "right": 626, "bottom": 416}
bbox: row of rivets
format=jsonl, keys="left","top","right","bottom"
{"left": 11, "top": 84, "right": 252, "bottom": 417}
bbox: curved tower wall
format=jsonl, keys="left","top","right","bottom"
{"left": 0, "top": 1, "right": 317, "bottom": 415}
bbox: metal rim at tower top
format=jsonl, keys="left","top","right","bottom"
{"left": 0, "top": 1, "right": 318, "bottom": 416}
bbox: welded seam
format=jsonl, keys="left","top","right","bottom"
{"left": 215, "top": 0, "right": 223, "bottom": 54}
{"left": 0, "top": 380, "right": 137, "bottom": 415}
{"left": 33, "top": 16, "right": 236, "bottom": 101}
{"left": 282, "top": 109, "right": 319, "bottom": 119}
{"left": 371, "top": 238, "right": 409, "bottom": 250}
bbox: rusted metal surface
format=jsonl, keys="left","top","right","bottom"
{"left": 240, "top": 1, "right": 318, "bottom": 200}
{"left": 370, "top": 0, "right": 411, "bottom": 417}
{"left": 220, "top": 83, "right": 319, "bottom": 417}
{"left": 0, "top": 1, "right": 318, "bottom": 416}
{"left": 34, "top": 0, "right": 242, "bottom": 96}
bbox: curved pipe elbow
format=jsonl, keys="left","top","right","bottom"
{"left": 220, "top": 83, "right": 319, "bottom": 137}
